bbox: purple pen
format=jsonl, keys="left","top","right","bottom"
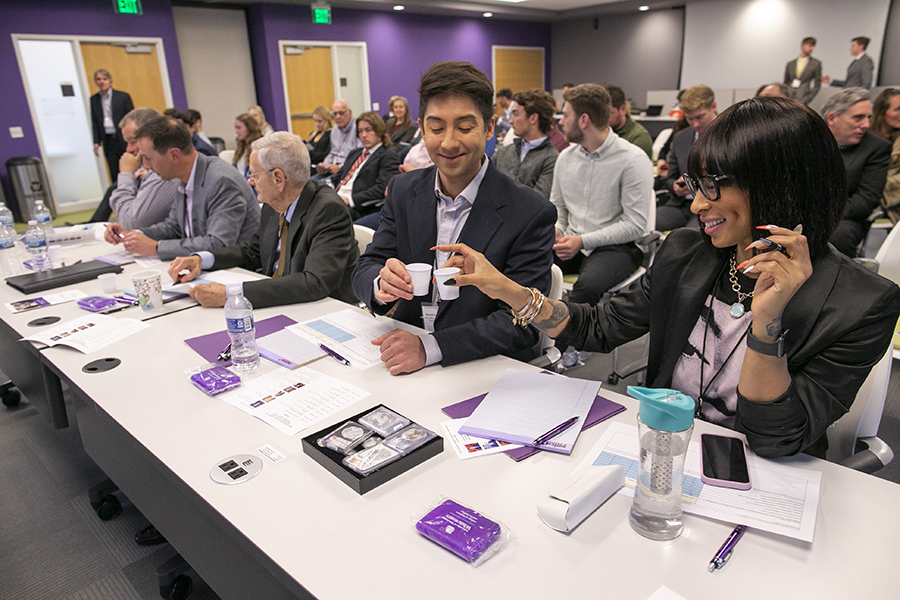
{"left": 708, "top": 524, "right": 747, "bottom": 572}
{"left": 319, "top": 343, "right": 351, "bottom": 366}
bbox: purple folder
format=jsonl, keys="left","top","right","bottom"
{"left": 184, "top": 314, "right": 298, "bottom": 367}
{"left": 442, "top": 389, "right": 625, "bottom": 462}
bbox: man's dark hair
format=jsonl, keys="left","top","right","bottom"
{"left": 562, "top": 83, "right": 575, "bottom": 89}
{"left": 418, "top": 61, "right": 494, "bottom": 129}
{"left": 687, "top": 97, "right": 844, "bottom": 257}
{"left": 512, "top": 89, "right": 556, "bottom": 134}
{"left": 606, "top": 85, "right": 627, "bottom": 109}
{"left": 852, "top": 36, "right": 870, "bottom": 50}
{"left": 563, "top": 84, "right": 611, "bottom": 130}
{"left": 163, "top": 108, "right": 181, "bottom": 119}
{"left": 754, "top": 82, "right": 791, "bottom": 97}
{"left": 356, "top": 111, "right": 392, "bottom": 148}
{"left": 134, "top": 116, "right": 194, "bottom": 154}
{"left": 802, "top": 36, "right": 816, "bottom": 46}
{"left": 180, "top": 109, "right": 202, "bottom": 127}
{"left": 496, "top": 88, "right": 513, "bottom": 100}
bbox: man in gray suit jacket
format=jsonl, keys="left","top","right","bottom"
{"left": 491, "top": 89, "right": 559, "bottom": 199}
{"left": 783, "top": 37, "right": 822, "bottom": 105}
{"left": 823, "top": 36, "right": 875, "bottom": 90}
{"left": 104, "top": 116, "right": 258, "bottom": 260}
{"left": 167, "top": 132, "right": 358, "bottom": 308}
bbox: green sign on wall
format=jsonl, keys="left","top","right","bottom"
{"left": 311, "top": 3, "right": 332, "bottom": 25}
{"left": 114, "top": 0, "right": 143, "bottom": 15}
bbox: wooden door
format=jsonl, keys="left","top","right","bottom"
{"left": 493, "top": 46, "right": 545, "bottom": 114}
{"left": 284, "top": 46, "right": 334, "bottom": 138}
{"left": 80, "top": 42, "right": 167, "bottom": 112}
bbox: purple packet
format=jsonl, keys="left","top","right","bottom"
{"left": 77, "top": 296, "right": 117, "bottom": 312}
{"left": 190, "top": 366, "right": 242, "bottom": 396}
{"left": 416, "top": 499, "right": 501, "bottom": 563}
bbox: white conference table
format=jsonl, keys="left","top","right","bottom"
{"left": 6, "top": 238, "right": 900, "bottom": 599}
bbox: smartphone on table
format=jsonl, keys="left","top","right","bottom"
{"left": 700, "top": 433, "right": 751, "bottom": 490}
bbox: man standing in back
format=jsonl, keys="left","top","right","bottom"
{"left": 104, "top": 116, "right": 259, "bottom": 260}
{"left": 352, "top": 61, "right": 556, "bottom": 375}
{"left": 491, "top": 89, "right": 559, "bottom": 199}
{"left": 784, "top": 37, "right": 822, "bottom": 105}
{"left": 823, "top": 37, "right": 875, "bottom": 90}
{"left": 90, "top": 69, "right": 134, "bottom": 180}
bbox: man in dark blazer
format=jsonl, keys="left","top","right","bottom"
{"left": 783, "top": 37, "right": 822, "bottom": 105}
{"left": 331, "top": 112, "right": 401, "bottom": 220}
{"left": 352, "top": 61, "right": 556, "bottom": 375}
{"left": 823, "top": 36, "right": 875, "bottom": 90}
{"left": 90, "top": 69, "right": 133, "bottom": 180}
{"left": 104, "top": 116, "right": 259, "bottom": 260}
{"left": 662, "top": 84, "right": 717, "bottom": 230}
{"left": 822, "top": 88, "right": 892, "bottom": 257}
{"left": 167, "top": 132, "right": 358, "bottom": 308}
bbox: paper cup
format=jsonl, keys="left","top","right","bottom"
{"left": 130, "top": 270, "right": 163, "bottom": 313}
{"left": 48, "top": 245, "right": 62, "bottom": 265}
{"left": 98, "top": 272, "right": 117, "bottom": 294}
{"left": 434, "top": 267, "right": 460, "bottom": 300}
{"left": 406, "top": 263, "right": 433, "bottom": 296}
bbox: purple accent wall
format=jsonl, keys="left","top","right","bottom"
{"left": 0, "top": 0, "right": 186, "bottom": 212}
{"left": 246, "top": 4, "right": 552, "bottom": 133}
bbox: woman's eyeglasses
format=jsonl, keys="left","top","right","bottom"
{"left": 682, "top": 173, "right": 729, "bottom": 201}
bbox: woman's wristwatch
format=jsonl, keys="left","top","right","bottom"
{"left": 747, "top": 326, "right": 788, "bottom": 358}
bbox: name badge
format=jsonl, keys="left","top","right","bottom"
{"left": 103, "top": 116, "right": 114, "bottom": 128}
{"left": 791, "top": 78, "right": 802, "bottom": 88}
{"left": 421, "top": 303, "right": 438, "bottom": 333}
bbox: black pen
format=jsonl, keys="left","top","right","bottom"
{"left": 757, "top": 237, "right": 790, "bottom": 257}
{"left": 531, "top": 416, "right": 579, "bottom": 447}
{"left": 319, "top": 343, "right": 351, "bottom": 366}
{"left": 218, "top": 343, "right": 231, "bottom": 361}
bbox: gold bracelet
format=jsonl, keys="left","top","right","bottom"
{"left": 518, "top": 291, "right": 545, "bottom": 327}
{"left": 510, "top": 287, "right": 537, "bottom": 321}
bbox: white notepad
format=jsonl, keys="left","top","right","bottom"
{"left": 458, "top": 368, "right": 599, "bottom": 454}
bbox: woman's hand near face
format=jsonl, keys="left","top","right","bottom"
{"left": 740, "top": 225, "right": 812, "bottom": 339}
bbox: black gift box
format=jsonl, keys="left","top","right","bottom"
{"left": 302, "top": 405, "right": 443, "bottom": 495}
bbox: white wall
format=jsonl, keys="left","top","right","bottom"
{"left": 681, "top": 0, "right": 890, "bottom": 90}
{"left": 172, "top": 6, "right": 258, "bottom": 149}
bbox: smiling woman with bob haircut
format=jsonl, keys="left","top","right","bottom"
{"left": 438, "top": 97, "right": 900, "bottom": 459}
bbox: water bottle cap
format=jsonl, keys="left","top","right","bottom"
{"left": 226, "top": 285, "right": 243, "bottom": 297}
{"left": 627, "top": 386, "right": 694, "bottom": 432}
{"left": 28, "top": 220, "right": 36, "bottom": 225}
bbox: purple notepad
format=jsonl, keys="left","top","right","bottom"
{"left": 184, "top": 314, "right": 298, "bottom": 367}
{"left": 442, "top": 388, "right": 625, "bottom": 462}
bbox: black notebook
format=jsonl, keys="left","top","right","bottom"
{"left": 6, "top": 261, "right": 124, "bottom": 294}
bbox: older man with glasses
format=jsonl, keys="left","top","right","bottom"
{"left": 168, "top": 132, "right": 359, "bottom": 308}
{"left": 313, "top": 99, "right": 362, "bottom": 179}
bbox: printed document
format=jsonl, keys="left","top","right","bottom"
{"left": 575, "top": 421, "right": 821, "bottom": 542}
{"left": 440, "top": 418, "right": 523, "bottom": 460}
{"left": 287, "top": 308, "right": 393, "bottom": 370}
{"left": 21, "top": 313, "right": 150, "bottom": 354}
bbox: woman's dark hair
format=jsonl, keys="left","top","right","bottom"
{"left": 871, "top": 88, "right": 900, "bottom": 141}
{"left": 687, "top": 97, "right": 845, "bottom": 257}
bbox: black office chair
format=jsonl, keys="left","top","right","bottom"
{"left": 88, "top": 184, "right": 116, "bottom": 223}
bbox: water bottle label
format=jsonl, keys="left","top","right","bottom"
{"left": 226, "top": 315, "right": 254, "bottom": 333}
{"left": 0, "top": 239, "right": 13, "bottom": 250}
{"left": 27, "top": 238, "right": 47, "bottom": 250}
{"left": 36, "top": 214, "right": 51, "bottom": 224}
{"left": 0, "top": 215, "right": 12, "bottom": 226}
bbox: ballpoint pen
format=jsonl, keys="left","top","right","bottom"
{"left": 218, "top": 343, "right": 232, "bottom": 361}
{"left": 319, "top": 343, "right": 351, "bottom": 366}
{"left": 708, "top": 524, "right": 747, "bottom": 572}
{"left": 531, "top": 416, "right": 579, "bottom": 447}
{"left": 357, "top": 302, "right": 376, "bottom": 318}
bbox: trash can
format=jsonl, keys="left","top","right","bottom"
{"left": 5, "top": 156, "right": 55, "bottom": 223}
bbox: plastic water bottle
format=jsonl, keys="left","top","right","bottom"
{"left": 32, "top": 200, "right": 53, "bottom": 236}
{"left": 0, "top": 225, "right": 21, "bottom": 278}
{"left": 627, "top": 386, "right": 695, "bottom": 541}
{"left": 0, "top": 202, "right": 14, "bottom": 234}
{"left": 24, "top": 220, "right": 52, "bottom": 272}
{"left": 224, "top": 285, "right": 259, "bottom": 372}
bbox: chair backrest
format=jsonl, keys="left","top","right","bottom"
{"left": 535, "top": 264, "right": 565, "bottom": 359}
{"left": 873, "top": 223, "right": 900, "bottom": 286}
{"left": 209, "top": 137, "right": 226, "bottom": 154}
{"left": 825, "top": 347, "right": 892, "bottom": 463}
{"left": 353, "top": 224, "right": 375, "bottom": 255}
{"left": 218, "top": 149, "right": 235, "bottom": 164}
{"left": 651, "top": 128, "right": 673, "bottom": 162}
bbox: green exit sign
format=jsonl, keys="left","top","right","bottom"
{"left": 311, "top": 3, "right": 332, "bottom": 24}
{"left": 114, "top": 0, "right": 142, "bottom": 15}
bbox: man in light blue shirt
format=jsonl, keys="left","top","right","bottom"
{"left": 313, "top": 99, "right": 362, "bottom": 178}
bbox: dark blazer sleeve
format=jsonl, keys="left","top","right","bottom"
{"left": 332, "top": 148, "right": 361, "bottom": 188}
{"left": 116, "top": 91, "right": 134, "bottom": 126}
{"left": 844, "top": 134, "right": 892, "bottom": 222}
{"left": 90, "top": 94, "right": 102, "bottom": 145}
{"left": 392, "top": 124, "right": 418, "bottom": 147}
{"left": 665, "top": 129, "right": 692, "bottom": 198}
{"left": 349, "top": 148, "right": 401, "bottom": 213}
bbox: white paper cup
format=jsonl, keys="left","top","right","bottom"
{"left": 406, "top": 263, "right": 433, "bottom": 296}
{"left": 98, "top": 272, "right": 117, "bottom": 294}
{"left": 434, "top": 267, "right": 460, "bottom": 300}
{"left": 130, "top": 270, "right": 164, "bottom": 313}
{"left": 48, "top": 245, "right": 62, "bottom": 265}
